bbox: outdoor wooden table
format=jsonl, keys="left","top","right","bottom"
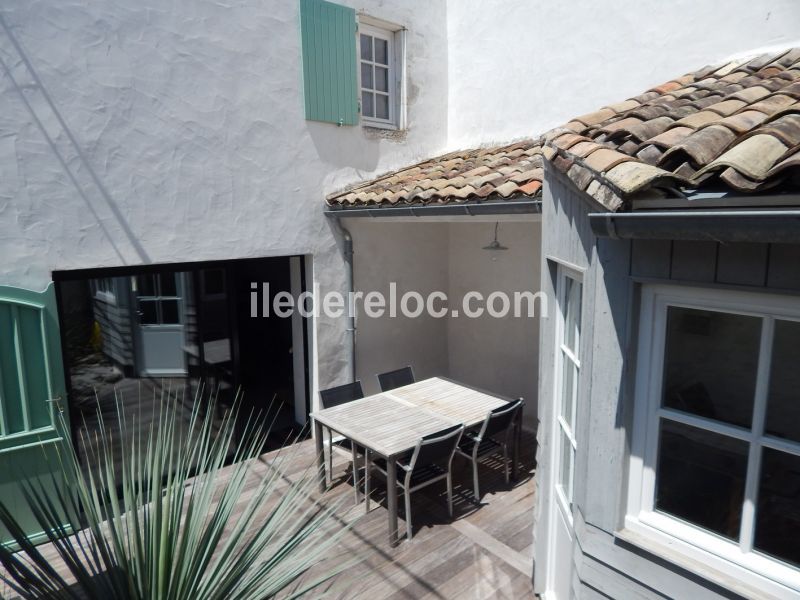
{"left": 311, "top": 377, "right": 522, "bottom": 545}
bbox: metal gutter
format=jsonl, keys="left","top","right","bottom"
{"left": 589, "top": 209, "right": 800, "bottom": 243}
{"left": 325, "top": 199, "right": 542, "bottom": 218}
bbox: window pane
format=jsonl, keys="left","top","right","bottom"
{"left": 139, "top": 300, "right": 158, "bottom": 325}
{"left": 361, "top": 63, "right": 373, "bottom": 90}
{"left": 376, "top": 93, "right": 389, "bottom": 119}
{"left": 360, "top": 34, "right": 372, "bottom": 61}
{"left": 202, "top": 269, "right": 225, "bottom": 296}
{"left": 361, "top": 91, "right": 374, "bottom": 118}
{"left": 564, "top": 277, "right": 581, "bottom": 353}
{"left": 754, "top": 448, "right": 800, "bottom": 567}
{"left": 558, "top": 429, "right": 574, "bottom": 503}
{"left": 662, "top": 307, "right": 760, "bottom": 429}
{"left": 159, "top": 273, "right": 177, "bottom": 297}
{"left": 765, "top": 319, "right": 800, "bottom": 443}
{"left": 375, "top": 66, "right": 389, "bottom": 92}
{"left": 560, "top": 354, "right": 576, "bottom": 429}
{"left": 161, "top": 300, "right": 180, "bottom": 324}
{"left": 136, "top": 274, "right": 156, "bottom": 297}
{"left": 374, "top": 38, "right": 388, "bottom": 65}
{"left": 655, "top": 419, "right": 748, "bottom": 540}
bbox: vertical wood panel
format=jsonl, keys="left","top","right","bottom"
{"left": 716, "top": 243, "right": 769, "bottom": 287}
{"left": 630, "top": 239, "right": 671, "bottom": 279}
{"left": 766, "top": 243, "right": 800, "bottom": 290}
{"left": 670, "top": 240, "right": 717, "bottom": 282}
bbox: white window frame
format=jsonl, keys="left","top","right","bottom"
{"left": 553, "top": 263, "right": 583, "bottom": 523}
{"left": 357, "top": 18, "right": 404, "bottom": 130}
{"left": 626, "top": 283, "right": 800, "bottom": 596}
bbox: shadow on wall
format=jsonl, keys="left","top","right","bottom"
{"left": 306, "top": 121, "right": 382, "bottom": 173}
{"left": 0, "top": 15, "right": 149, "bottom": 266}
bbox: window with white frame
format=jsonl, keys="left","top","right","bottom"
{"left": 91, "top": 277, "right": 116, "bottom": 304}
{"left": 555, "top": 266, "right": 582, "bottom": 512}
{"left": 358, "top": 23, "right": 396, "bottom": 127}
{"left": 628, "top": 284, "right": 800, "bottom": 593}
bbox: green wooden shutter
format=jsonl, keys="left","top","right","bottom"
{"left": 299, "top": 0, "right": 358, "bottom": 126}
{"left": 0, "top": 282, "right": 69, "bottom": 546}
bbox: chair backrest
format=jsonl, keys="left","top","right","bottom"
{"left": 377, "top": 366, "right": 415, "bottom": 392}
{"left": 408, "top": 424, "right": 464, "bottom": 471}
{"left": 319, "top": 380, "right": 364, "bottom": 409}
{"left": 479, "top": 399, "right": 522, "bottom": 441}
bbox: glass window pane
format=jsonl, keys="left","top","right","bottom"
{"left": 754, "top": 448, "right": 800, "bottom": 567}
{"left": 662, "top": 307, "right": 760, "bottom": 429}
{"left": 161, "top": 300, "right": 180, "bottom": 324}
{"left": 202, "top": 269, "right": 225, "bottom": 296}
{"left": 560, "top": 354, "right": 576, "bottom": 429}
{"left": 655, "top": 419, "right": 748, "bottom": 540}
{"left": 139, "top": 300, "right": 158, "bottom": 325}
{"left": 361, "top": 63, "right": 373, "bottom": 90}
{"left": 159, "top": 273, "right": 177, "bottom": 297}
{"left": 375, "top": 66, "right": 389, "bottom": 92}
{"left": 558, "top": 429, "right": 574, "bottom": 503}
{"left": 136, "top": 275, "right": 156, "bottom": 297}
{"left": 564, "top": 277, "right": 581, "bottom": 353}
{"left": 361, "top": 91, "right": 374, "bottom": 118}
{"left": 376, "top": 93, "right": 389, "bottom": 119}
{"left": 374, "top": 38, "right": 388, "bottom": 64}
{"left": 360, "top": 34, "right": 372, "bottom": 61}
{"left": 765, "top": 319, "right": 800, "bottom": 443}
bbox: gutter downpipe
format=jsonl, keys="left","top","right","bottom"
{"left": 589, "top": 209, "right": 800, "bottom": 243}
{"left": 331, "top": 218, "right": 357, "bottom": 382}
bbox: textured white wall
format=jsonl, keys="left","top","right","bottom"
{"left": 446, "top": 0, "right": 800, "bottom": 148}
{"left": 0, "top": 0, "right": 450, "bottom": 393}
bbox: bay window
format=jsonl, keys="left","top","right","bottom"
{"left": 628, "top": 284, "right": 800, "bottom": 594}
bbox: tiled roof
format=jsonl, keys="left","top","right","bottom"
{"left": 546, "top": 48, "right": 800, "bottom": 211}
{"left": 328, "top": 48, "right": 800, "bottom": 211}
{"left": 326, "top": 140, "right": 544, "bottom": 206}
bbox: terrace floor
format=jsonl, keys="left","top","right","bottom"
{"left": 1, "top": 431, "right": 537, "bottom": 599}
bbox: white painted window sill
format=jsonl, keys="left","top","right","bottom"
{"left": 616, "top": 520, "right": 799, "bottom": 600}
{"left": 362, "top": 120, "right": 400, "bottom": 131}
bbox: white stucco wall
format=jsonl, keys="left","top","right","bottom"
{"left": 446, "top": 0, "right": 800, "bottom": 148}
{"left": 0, "top": 0, "right": 450, "bottom": 394}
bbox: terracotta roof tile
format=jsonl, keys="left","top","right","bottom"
{"left": 329, "top": 48, "right": 800, "bottom": 211}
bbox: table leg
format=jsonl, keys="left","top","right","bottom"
{"left": 387, "top": 457, "right": 398, "bottom": 546}
{"left": 314, "top": 418, "right": 326, "bottom": 493}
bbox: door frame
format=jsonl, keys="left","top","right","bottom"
{"left": 544, "top": 261, "right": 584, "bottom": 599}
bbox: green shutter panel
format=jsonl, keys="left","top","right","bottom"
{"left": 0, "top": 282, "right": 69, "bottom": 546}
{"left": 300, "top": 0, "right": 358, "bottom": 126}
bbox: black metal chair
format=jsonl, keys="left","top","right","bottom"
{"left": 367, "top": 423, "right": 464, "bottom": 540}
{"left": 319, "top": 381, "right": 364, "bottom": 503}
{"left": 376, "top": 366, "right": 415, "bottom": 392}
{"left": 455, "top": 399, "right": 522, "bottom": 501}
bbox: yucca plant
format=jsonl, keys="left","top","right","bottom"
{"left": 0, "top": 389, "right": 357, "bottom": 599}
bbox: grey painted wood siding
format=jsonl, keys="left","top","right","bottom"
{"left": 534, "top": 165, "right": 798, "bottom": 599}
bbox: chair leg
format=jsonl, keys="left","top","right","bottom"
{"left": 326, "top": 428, "right": 333, "bottom": 486}
{"left": 364, "top": 449, "right": 371, "bottom": 512}
{"left": 503, "top": 444, "right": 510, "bottom": 484}
{"left": 446, "top": 472, "right": 454, "bottom": 518}
{"left": 352, "top": 445, "right": 360, "bottom": 505}
{"left": 472, "top": 459, "right": 480, "bottom": 502}
{"left": 405, "top": 488, "right": 413, "bottom": 541}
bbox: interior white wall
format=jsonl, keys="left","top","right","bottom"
{"left": 347, "top": 218, "right": 541, "bottom": 430}
{"left": 446, "top": 0, "right": 800, "bottom": 148}
{"left": 446, "top": 221, "right": 541, "bottom": 431}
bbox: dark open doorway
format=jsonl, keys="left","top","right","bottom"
{"left": 54, "top": 255, "right": 310, "bottom": 477}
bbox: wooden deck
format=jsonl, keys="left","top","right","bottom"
{"left": 1, "top": 431, "right": 537, "bottom": 599}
